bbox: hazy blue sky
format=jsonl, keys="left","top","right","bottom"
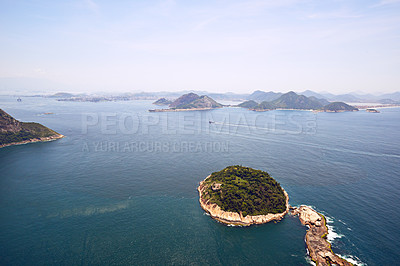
{"left": 1, "top": 0, "right": 399, "bottom": 94}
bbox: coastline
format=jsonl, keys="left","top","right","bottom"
{"left": 0, "top": 134, "right": 64, "bottom": 149}
{"left": 291, "top": 205, "right": 352, "bottom": 266}
{"left": 197, "top": 175, "right": 289, "bottom": 226}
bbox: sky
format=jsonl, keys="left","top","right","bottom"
{"left": 0, "top": 0, "right": 399, "bottom": 94}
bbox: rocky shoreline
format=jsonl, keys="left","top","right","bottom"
{"left": 197, "top": 176, "right": 289, "bottom": 226}
{"left": 291, "top": 205, "right": 352, "bottom": 266}
{"left": 0, "top": 134, "right": 64, "bottom": 149}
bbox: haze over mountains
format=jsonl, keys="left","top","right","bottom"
{"left": 34, "top": 89, "right": 400, "bottom": 104}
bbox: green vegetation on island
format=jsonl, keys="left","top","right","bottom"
{"left": 150, "top": 93, "right": 223, "bottom": 111}
{"left": 238, "top": 91, "right": 358, "bottom": 112}
{"left": 170, "top": 93, "right": 222, "bottom": 109}
{"left": 322, "top": 102, "right": 358, "bottom": 112}
{"left": 201, "top": 166, "right": 287, "bottom": 217}
{"left": 153, "top": 97, "right": 173, "bottom": 105}
{"left": 0, "top": 108, "right": 63, "bottom": 147}
{"left": 237, "top": 100, "right": 258, "bottom": 109}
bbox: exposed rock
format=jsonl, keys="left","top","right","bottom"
{"left": 291, "top": 206, "right": 352, "bottom": 266}
{"left": 0, "top": 109, "right": 22, "bottom": 132}
{"left": 211, "top": 183, "right": 221, "bottom": 191}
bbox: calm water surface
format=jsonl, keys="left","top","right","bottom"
{"left": 1, "top": 96, "right": 399, "bottom": 265}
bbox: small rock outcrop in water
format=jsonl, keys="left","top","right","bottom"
{"left": 366, "top": 108, "right": 380, "bottom": 113}
{"left": 0, "top": 108, "right": 64, "bottom": 148}
{"left": 291, "top": 206, "right": 352, "bottom": 266}
{"left": 198, "top": 166, "right": 289, "bottom": 226}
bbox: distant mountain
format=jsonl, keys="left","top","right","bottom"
{"left": 378, "top": 99, "right": 400, "bottom": 104}
{"left": 247, "top": 90, "right": 282, "bottom": 103}
{"left": 300, "top": 90, "right": 326, "bottom": 99}
{"left": 270, "top": 91, "right": 324, "bottom": 110}
{"left": 322, "top": 102, "right": 358, "bottom": 112}
{"left": 308, "top": 96, "right": 330, "bottom": 106}
{"left": 239, "top": 91, "right": 324, "bottom": 111}
{"left": 0, "top": 108, "right": 63, "bottom": 148}
{"left": 49, "top": 92, "right": 76, "bottom": 98}
{"left": 380, "top": 92, "right": 400, "bottom": 101}
{"left": 178, "top": 95, "right": 222, "bottom": 109}
{"left": 169, "top": 93, "right": 200, "bottom": 108}
{"left": 253, "top": 101, "right": 276, "bottom": 111}
{"left": 168, "top": 93, "right": 222, "bottom": 109}
{"left": 237, "top": 91, "right": 361, "bottom": 112}
{"left": 208, "top": 92, "right": 249, "bottom": 101}
{"left": 238, "top": 100, "right": 258, "bottom": 109}
{"left": 332, "top": 94, "right": 363, "bottom": 102}
{"left": 153, "top": 98, "right": 173, "bottom": 105}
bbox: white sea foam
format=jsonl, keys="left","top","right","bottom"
{"left": 326, "top": 223, "right": 344, "bottom": 242}
{"left": 305, "top": 255, "right": 316, "bottom": 266}
{"left": 338, "top": 254, "right": 366, "bottom": 266}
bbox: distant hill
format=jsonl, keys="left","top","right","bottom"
{"left": 247, "top": 90, "right": 282, "bottom": 103}
{"left": 322, "top": 102, "right": 358, "bottom": 112}
{"left": 238, "top": 92, "right": 358, "bottom": 112}
{"left": 329, "top": 94, "right": 362, "bottom": 103}
{"left": 153, "top": 98, "right": 173, "bottom": 105}
{"left": 380, "top": 92, "right": 400, "bottom": 101}
{"left": 49, "top": 92, "right": 76, "bottom": 98}
{"left": 169, "top": 93, "right": 222, "bottom": 109}
{"left": 269, "top": 91, "right": 324, "bottom": 110}
{"left": 253, "top": 101, "right": 276, "bottom": 111}
{"left": 237, "top": 100, "right": 258, "bottom": 109}
{"left": 309, "top": 96, "right": 330, "bottom": 106}
{"left": 300, "top": 90, "right": 326, "bottom": 99}
{"left": 169, "top": 93, "right": 201, "bottom": 108}
{"left": 0, "top": 109, "right": 63, "bottom": 148}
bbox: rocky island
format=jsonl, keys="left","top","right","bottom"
{"left": 0, "top": 108, "right": 64, "bottom": 148}
{"left": 198, "top": 165, "right": 353, "bottom": 265}
{"left": 366, "top": 108, "right": 380, "bottom": 113}
{"left": 150, "top": 93, "right": 222, "bottom": 112}
{"left": 322, "top": 102, "right": 359, "bottom": 112}
{"left": 237, "top": 91, "right": 358, "bottom": 112}
{"left": 198, "top": 166, "right": 289, "bottom": 226}
{"left": 291, "top": 206, "right": 352, "bottom": 266}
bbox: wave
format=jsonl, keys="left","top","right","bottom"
{"left": 323, "top": 214, "right": 366, "bottom": 265}
{"left": 338, "top": 255, "right": 366, "bottom": 266}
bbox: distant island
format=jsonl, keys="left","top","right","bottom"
{"left": 153, "top": 98, "right": 173, "bottom": 105}
{"left": 322, "top": 102, "right": 359, "bottom": 112}
{"left": 366, "top": 108, "right": 380, "bottom": 113}
{"left": 149, "top": 93, "right": 223, "bottom": 112}
{"left": 198, "top": 166, "right": 289, "bottom": 226}
{"left": 0, "top": 108, "right": 64, "bottom": 148}
{"left": 238, "top": 91, "right": 359, "bottom": 112}
{"left": 198, "top": 165, "right": 352, "bottom": 265}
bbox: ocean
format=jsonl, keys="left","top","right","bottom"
{"left": 1, "top": 96, "right": 399, "bottom": 265}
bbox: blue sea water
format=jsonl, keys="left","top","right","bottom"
{"left": 0, "top": 96, "right": 399, "bottom": 265}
